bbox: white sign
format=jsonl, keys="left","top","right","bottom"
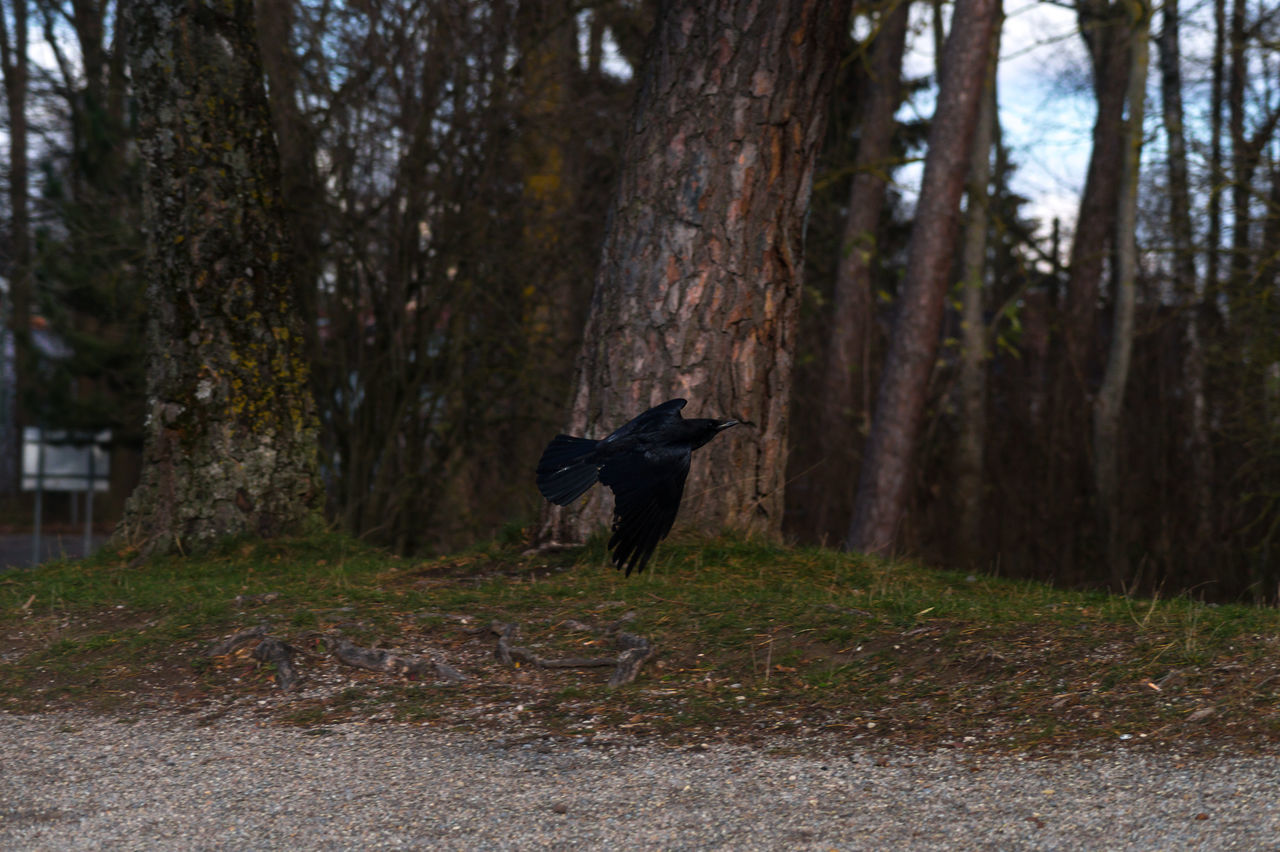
{"left": 21, "top": 428, "right": 111, "bottom": 492}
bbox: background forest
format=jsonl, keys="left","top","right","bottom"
{"left": 1, "top": 0, "right": 1278, "bottom": 600}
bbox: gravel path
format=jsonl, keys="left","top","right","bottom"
{"left": 1, "top": 712, "right": 1277, "bottom": 850}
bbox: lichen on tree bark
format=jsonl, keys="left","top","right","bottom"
{"left": 114, "top": 0, "right": 319, "bottom": 556}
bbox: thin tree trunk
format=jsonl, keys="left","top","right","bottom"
{"left": 1042, "top": 0, "right": 1132, "bottom": 574}
{"left": 0, "top": 0, "right": 29, "bottom": 491}
{"left": 257, "top": 0, "right": 324, "bottom": 359}
{"left": 1261, "top": 168, "right": 1280, "bottom": 293}
{"left": 540, "top": 0, "right": 852, "bottom": 547}
{"left": 1222, "top": 0, "right": 1280, "bottom": 567}
{"left": 514, "top": 0, "right": 586, "bottom": 473}
{"left": 1207, "top": 0, "right": 1225, "bottom": 304}
{"left": 114, "top": 0, "right": 320, "bottom": 556}
{"left": 1225, "top": 0, "right": 1280, "bottom": 320}
{"left": 814, "top": 0, "right": 910, "bottom": 542}
{"left": 847, "top": 0, "right": 1002, "bottom": 555}
{"left": 1094, "top": 0, "right": 1150, "bottom": 589}
{"left": 1062, "top": 0, "right": 1132, "bottom": 384}
{"left": 517, "top": 0, "right": 580, "bottom": 354}
{"left": 954, "top": 17, "right": 1001, "bottom": 565}
{"left": 931, "top": 0, "right": 946, "bottom": 72}
{"left": 33, "top": 0, "right": 144, "bottom": 516}
{"left": 1157, "top": 0, "right": 1213, "bottom": 557}
{"left": 587, "top": 9, "right": 604, "bottom": 78}
{"left": 1228, "top": 0, "right": 1247, "bottom": 286}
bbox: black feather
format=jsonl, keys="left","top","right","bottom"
{"left": 534, "top": 399, "right": 739, "bottom": 575}
{"left": 602, "top": 447, "right": 688, "bottom": 576}
{"left": 536, "top": 435, "right": 600, "bottom": 505}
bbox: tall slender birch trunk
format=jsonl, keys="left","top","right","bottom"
{"left": 1094, "top": 0, "right": 1151, "bottom": 587}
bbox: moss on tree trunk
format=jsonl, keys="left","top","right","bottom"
{"left": 114, "top": 0, "right": 318, "bottom": 556}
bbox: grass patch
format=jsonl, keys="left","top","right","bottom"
{"left": 2, "top": 530, "right": 1279, "bottom": 752}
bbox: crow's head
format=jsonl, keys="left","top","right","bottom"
{"left": 687, "top": 417, "right": 740, "bottom": 450}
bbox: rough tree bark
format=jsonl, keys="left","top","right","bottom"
{"left": 813, "top": 0, "right": 911, "bottom": 543}
{"left": 539, "top": 0, "right": 852, "bottom": 547}
{"left": 847, "top": 0, "right": 1002, "bottom": 555}
{"left": 1094, "top": 0, "right": 1150, "bottom": 588}
{"left": 114, "top": 0, "right": 319, "bottom": 556}
{"left": 954, "top": 18, "right": 1001, "bottom": 565}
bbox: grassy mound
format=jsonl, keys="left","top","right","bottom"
{"left": 2, "top": 532, "right": 1278, "bottom": 751}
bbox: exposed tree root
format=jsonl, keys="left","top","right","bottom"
{"left": 251, "top": 636, "right": 301, "bottom": 691}
{"left": 490, "top": 620, "right": 654, "bottom": 687}
{"left": 207, "top": 627, "right": 465, "bottom": 690}
{"left": 204, "top": 612, "right": 650, "bottom": 693}
{"left": 205, "top": 624, "right": 269, "bottom": 657}
{"left": 321, "top": 634, "right": 466, "bottom": 683}
{"left": 610, "top": 632, "right": 656, "bottom": 687}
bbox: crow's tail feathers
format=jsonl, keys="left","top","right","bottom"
{"left": 536, "top": 435, "right": 600, "bottom": 505}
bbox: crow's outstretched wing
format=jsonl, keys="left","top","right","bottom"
{"left": 599, "top": 398, "right": 687, "bottom": 446}
{"left": 599, "top": 444, "right": 691, "bottom": 576}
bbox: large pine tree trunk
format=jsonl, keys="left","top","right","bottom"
{"left": 114, "top": 0, "right": 319, "bottom": 556}
{"left": 540, "top": 0, "right": 851, "bottom": 547}
{"left": 846, "top": 0, "right": 1001, "bottom": 555}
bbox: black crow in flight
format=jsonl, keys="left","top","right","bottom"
{"left": 536, "top": 398, "right": 740, "bottom": 575}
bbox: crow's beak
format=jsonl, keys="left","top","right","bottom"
{"left": 717, "top": 419, "right": 740, "bottom": 431}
